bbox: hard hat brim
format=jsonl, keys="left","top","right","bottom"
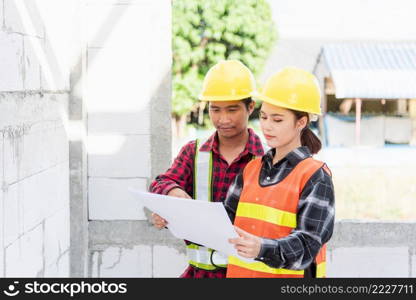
{"left": 251, "top": 92, "right": 322, "bottom": 115}
{"left": 198, "top": 94, "right": 252, "bottom": 101}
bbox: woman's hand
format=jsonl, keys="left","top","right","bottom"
{"left": 229, "top": 226, "right": 262, "bottom": 259}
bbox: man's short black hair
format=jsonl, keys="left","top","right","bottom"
{"left": 241, "top": 97, "right": 254, "bottom": 110}
{"left": 208, "top": 98, "right": 253, "bottom": 110}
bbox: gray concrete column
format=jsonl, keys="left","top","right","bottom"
{"left": 69, "top": 0, "right": 88, "bottom": 277}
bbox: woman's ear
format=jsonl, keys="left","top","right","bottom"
{"left": 297, "top": 115, "right": 308, "bottom": 131}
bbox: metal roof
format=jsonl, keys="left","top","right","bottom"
{"left": 320, "top": 43, "right": 416, "bottom": 99}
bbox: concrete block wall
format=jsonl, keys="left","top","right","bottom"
{"left": 0, "top": 94, "right": 70, "bottom": 278}
{"left": 89, "top": 221, "right": 187, "bottom": 278}
{"left": 86, "top": 0, "right": 171, "bottom": 220}
{"left": 88, "top": 219, "right": 416, "bottom": 278}
{"left": 0, "top": 0, "right": 76, "bottom": 277}
{"left": 86, "top": 0, "right": 174, "bottom": 277}
{"left": 327, "top": 221, "right": 416, "bottom": 277}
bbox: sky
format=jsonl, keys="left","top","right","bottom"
{"left": 268, "top": 0, "right": 416, "bottom": 40}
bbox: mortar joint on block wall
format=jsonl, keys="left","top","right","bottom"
{"left": 1, "top": 181, "right": 8, "bottom": 193}
{"left": 55, "top": 249, "right": 69, "bottom": 269}
{"left": 36, "top": 267, "right": 45, "bottom": 278}
{"left": 97, "top": 251, "right": 103, "bottom": 278}
{"left": 2, "top": 0, "right": 5, "bottom": 30}
{"left": 1, "top": 124, "right": 31, "bottom": 139}
{"left": 105, "top": 247, "right": 123, "bottom": 270}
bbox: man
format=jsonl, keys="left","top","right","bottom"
{"left": 149, "top": 60, "right": 265, "bottom": 278}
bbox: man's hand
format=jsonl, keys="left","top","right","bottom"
{"left": 167, "top": 187, "right": 192, "bottom": 199}
{"left": 151, "top": 213, "right": 168, "bottom": 229}
{"left": 229, "top": 226, "right": 262, "bottom": 259}
{"left": 151, "top": 188, "right": 191, "bottom": 229}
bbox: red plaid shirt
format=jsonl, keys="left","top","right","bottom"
{"left": 149, "top": 128, "right": 264, "bottom": 278}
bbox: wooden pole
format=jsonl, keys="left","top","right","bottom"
{"left": 355, "top": 98, "right": 362, "bottom": 145}
{"left": 410, "top": 99, "right": 416, "bottom": 145}
{"left": 340, "top": 98, "right": 353, "bottom": 115}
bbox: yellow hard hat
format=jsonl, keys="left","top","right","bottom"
{"left": 198, "top": 60, "right": 256, "bottom": 101}
{"left": 252, "top": 67, "right": 322, "bottom": 115}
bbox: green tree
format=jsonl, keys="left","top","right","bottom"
{"left": 172, "top": 0, "right": 277, "bottom": 137}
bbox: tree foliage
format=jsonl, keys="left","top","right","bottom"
{"left": 172, "top": 0, "right": 277, "bottom": 120}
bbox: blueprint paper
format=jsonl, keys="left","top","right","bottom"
{"left": 129, "top": 189, "right": 251, "bottom": 260}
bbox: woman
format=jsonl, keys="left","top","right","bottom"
{"left": 224, "top": 67, "right": 335, "bottom": 278}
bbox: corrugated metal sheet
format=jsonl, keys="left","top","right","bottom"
{"left": 322, "top": 43, "right": 416, "bottom": 99}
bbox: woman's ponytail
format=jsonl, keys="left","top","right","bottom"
{"left": 291, "top": 109, "right": 322, "bottom": 154}
{"left": 301, "top": 127, "right": 322, "bottom": 154}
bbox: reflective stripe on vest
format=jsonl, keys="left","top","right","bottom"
{"left": 235, "top": 202, "right": 297, "bottom": 229}
{"left": 194, "top": 138, "right": 213, "bottom": 202}
{"left": 186, "top": 244, "right": 227, "bottom": 270}
{"left": 316, "top": 262, "right": 326, "bottom": 278}
{"left": 228, "top": 256, "right": 304, "bottom": 276}
{"left": 188, "top": 138, "right": 227, "bottom": 270}
{"left": 315, "top": 243, "right": 327, "bottom": 278}
{"left": 227, "top": 157, "right": 330, "bottom": 278}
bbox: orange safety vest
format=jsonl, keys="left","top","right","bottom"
{"left": 226, "top": 157, "right": 330, "bottom": 278}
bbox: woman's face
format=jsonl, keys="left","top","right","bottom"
{"left": 259, "top": 102, "right": 307, "bottom": 149}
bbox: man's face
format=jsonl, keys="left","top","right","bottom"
{"left": 208, "top": 100, "right": 254, "bottom": 139}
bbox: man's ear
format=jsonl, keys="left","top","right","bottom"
{"left": 248, "top": 100, "right": 255, "bottom": 115}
